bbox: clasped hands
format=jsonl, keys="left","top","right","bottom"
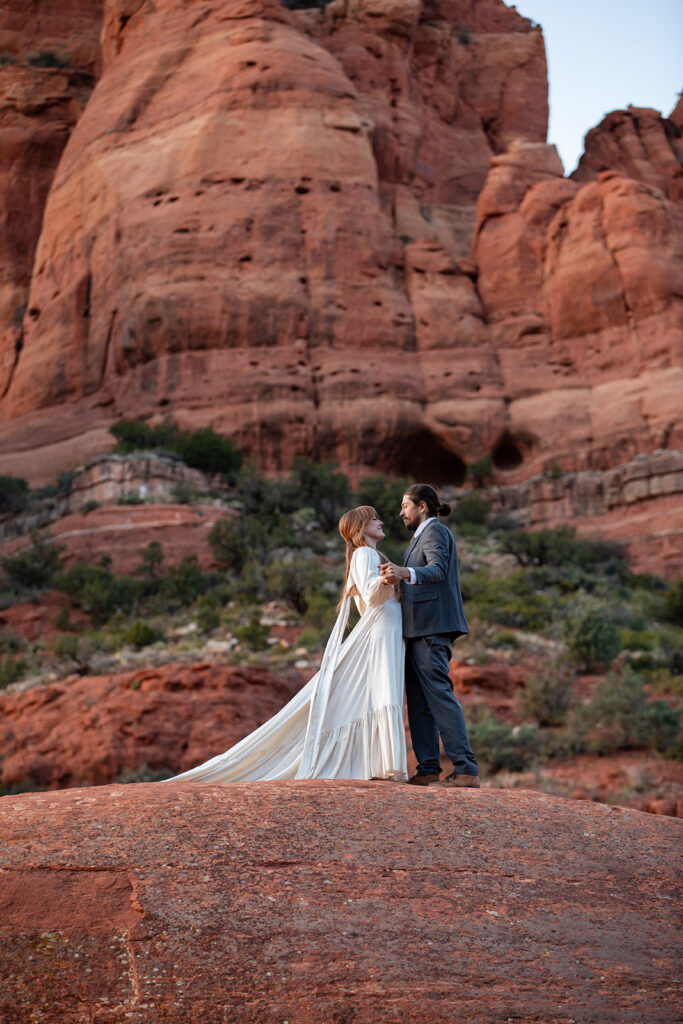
{"left": 379, "top": 561, "right": 410, "bottom": 586}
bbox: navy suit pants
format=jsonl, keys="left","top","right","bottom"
{"left": 405, "top": 634, "right": 478, "bottom": 776}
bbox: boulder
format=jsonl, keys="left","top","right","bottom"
{"left": 0, "top": 781, "right": 680, "bottom": 1021}
{"left": 0, "top": 663, "right": 302, "bottom": 790}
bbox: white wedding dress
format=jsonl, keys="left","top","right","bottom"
{"left": 171, "top": 546, "right": 407, "bottom": 782}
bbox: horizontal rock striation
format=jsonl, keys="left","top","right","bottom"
{"left": 1, "top": 781, "right": 681, "bottom": 1022}
{"left": 487, "top": 449, "right": 683, "bottom": 579}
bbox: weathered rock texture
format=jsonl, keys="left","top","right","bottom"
{"left": 0, "top": 663, "right": 301, "bottom": 790}
{"left": 1, "top": 501, "right": 225, "bottom": 574}
{"left": 3, "top": 657, "right": 680, "bottom": 817}
{"left": 488, "top": 449, "right": 683, "bottom": 579}
{"left": 0, "top": 0, "right": 102, "bottom": 396}
{"left": 1, "top": 782, "right": 681, "bottom": 1022}
{"left": 1, "top": 0, "right": 546, "bottom": 480}
{"left": 0, "top": 0, "right": 681, "bottom": 576}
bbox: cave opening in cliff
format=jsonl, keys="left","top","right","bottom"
{"left": 393, "top": 431, "right": 466, "bottom": 487}
{"left": 492, "top": 433, "right": 524, "bottom": 471}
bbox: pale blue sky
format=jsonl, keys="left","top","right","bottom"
{"left": 516, "top": 0, "right": 683, "bottom": 173}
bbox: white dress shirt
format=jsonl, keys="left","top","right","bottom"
{"left": 405, "top": 517, "right": 436, "bottom": 585}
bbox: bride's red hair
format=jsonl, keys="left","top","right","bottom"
{"left": 338, "top": 505, "right": 381, "bottom": 602}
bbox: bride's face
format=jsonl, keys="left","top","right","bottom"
{"left": 363, "top": 515, "right": 385, "bottom": 545}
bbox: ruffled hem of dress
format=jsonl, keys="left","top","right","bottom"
{"left": 312, "top": 703, "right": 407, "bottom": 781}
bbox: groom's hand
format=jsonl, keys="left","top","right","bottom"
{"left": 379, "top": 561, "right": 409, "bottom": 585}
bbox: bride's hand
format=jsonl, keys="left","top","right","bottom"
{"left": 379, "top": 561, "right": 405, "bottom": 585}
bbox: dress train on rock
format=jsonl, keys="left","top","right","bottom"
{"left": 171, "top": 546, "right": 407, "bottom": 782}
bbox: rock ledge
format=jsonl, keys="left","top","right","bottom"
{"left": 1, "top": 781, "right": 680, "bottom": 1022}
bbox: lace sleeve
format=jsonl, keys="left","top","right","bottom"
{"left": 350, "top": 547, "right": 394, "bottom": 608}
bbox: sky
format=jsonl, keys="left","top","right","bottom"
{"left": 515, "top": 0, "right": 683, "bottom": 174}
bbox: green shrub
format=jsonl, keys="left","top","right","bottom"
{"left": 110, "top": 419, "right": 177, "bottom": 452}
{"left": 491, "top": 630, "right": 520, "bottom": 649}
{"left": 196, "top": 604, "right": 220, "bottom": 633}
{"left": 118, "top": 491, "right": 144, "bottom": 505}
{"left": 177, "top": 426, "right": 242, "bottom": 480}
{"left": 56, "top": 559, "right": 142, "bottom": 626}
{"left": 27, "top": 50, "right": 69, "bottom": 68}
{"left": 564, "top": 607, "right": 621, "bottom": 671}
{"left": 455, "top": 492, "right": 490, "bottom": 526}
{"left": 81, "top": 500, "right": 100, "bottom": 515}
{"left": 619, "top": 627, "right": 657, "bottom": 651}
{"left": 651, "top": 669, "right": 683, "bottom": 698}
{"left": 566, "top": 669, "right": 680, "bottom": 755}
{"left": 234, "top": 612, "right": 270, "bottom": 651}
{"left": 0, "top": 476, "right": 30, "bottom": 516}
{"left": 303, "top": 591, "right": 338, "bottom": 633}
{"left": 138, "top": 541, "right": 164, "bottom": 579}
{"left": 0, "top": 653, "right": 27, "bottom": 689}
{"left": 0, "top": 628, "right": 23, "bottom": 654}
{"left": 647, "top": 700, "right": 682, "bottom": 757}
{"left": 462, "top": 569, "right": 553, "bottom": 632}
{"left": 664, "top": 578, "right": 683, "bottom": 627}
{"left": 171, "top": 481, "right": 200, "bottom": 504}
{"left": 209, "top": 516, "right": 272, "bottom": 573}
{"left": 31, "top": 471, "right": 75, "bottom": 502}
{"left": 502, "top": 527, "right": 627, "bottom": 579}
{"left": 282, "top": 458, "right": 353, "bottom": 532}
{"left": 126, "top": 620, "right": 162, "bottom": 648}
{"left": 110, "top": 419, "right": 242, "bottom": 481}
{"left": 0, "top": 52, "right": 17, "bottom": 65}
{"left": 51, "top": 632, "right": 80, "bottom": 660}
{"left": 519, "top": 657, "right": 575, "bottom": 727}
{"left": 158, "top": 555, "right": 217, "bottom": 608}
{"left": 264, "top": 554, "right": 326, "bottom": 615}
{"left": 468, "top": 714, "right": 539, "bottom": 773}
{"left": 1, "top": 532, "right": 63, "bottom": 590}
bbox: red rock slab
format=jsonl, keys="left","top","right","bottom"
{"left": 0, "top": 503, "right": 226, "bottom": 574}
{"left": 0, "top": 663, "right": 303, "bottom": 791}
{"left": 0, "top": 782, "right": 680, "bottom": 1022}
{"left": 0, "top": 589, "right": 90, "bottom": 643}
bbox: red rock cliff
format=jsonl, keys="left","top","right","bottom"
{"left": 0, "top": 0, "right": 680, "bottom": 572}
{"left": 0, "top": 1, "right": 102, "bottom": 396}
{"left": 1, "top": 0, "right": 547, "bottom": 484}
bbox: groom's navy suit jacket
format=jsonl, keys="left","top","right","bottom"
{"left": 400, "top": 520, "right": 468, "bottom": 640}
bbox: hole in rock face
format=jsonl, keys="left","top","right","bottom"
{"left": 492, "top": 433, "right": 524, "bottom": 471}
{"left": 392, "top": 430, "right": 466, "bottom": 486}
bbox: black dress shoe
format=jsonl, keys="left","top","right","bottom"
{"left": 407, "top": 773, "right": 441, "bottom": 786}
{"left": 442, "top": 772, "right": 480, "bottom": 788}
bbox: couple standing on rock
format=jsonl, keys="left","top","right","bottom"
{"left": 172, "top": 483, "right": 479, "bottom": 788}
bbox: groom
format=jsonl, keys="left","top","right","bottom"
{"left": 379, "top": 483, "right": 479, "bottom": 788}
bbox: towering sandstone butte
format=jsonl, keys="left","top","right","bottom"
{"left": 0, "top": 0, "right": 680, "bottom": 571}
{"left": 1, "top": 783, "right": 681, "bottom": 1022}
{"left": 1, "top": 0, "right": 547, "bottom": 483}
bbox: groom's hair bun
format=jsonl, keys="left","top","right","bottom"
{"left": 406, "top": 483, "right": 450, "bottom": 517}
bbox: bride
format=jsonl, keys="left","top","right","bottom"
{"left": 170, "top": 506, "right": 407, "bottom": 782}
